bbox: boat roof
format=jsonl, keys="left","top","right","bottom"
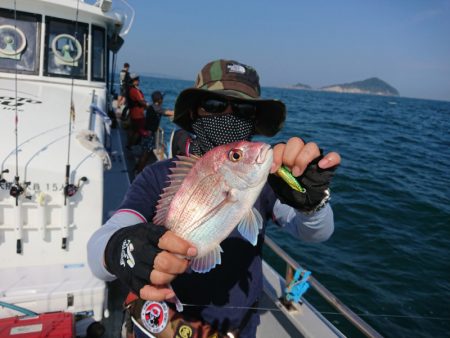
{"left": 3, "top": 0, "right": 122, "bottom": 31}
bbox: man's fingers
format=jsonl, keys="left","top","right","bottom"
{"left": 271, "top": 138, "right": 305, "bottom": 174}
{"left": 150, "top": 269, "right": 177, "bottom": 285}
{"left": 271, "top": 143, "right": 285, "bottom": 173}
{"left": 283, "top": 137, "right": 305, "bottom": 168}
{"left": 158, "top": 231, "right": 197, "bottom": 257}
{"left": 153, "top": 250, "right": 190, "bottom": 275}
{"left": 271, "top": 137, "right": 340, "bottom": 175}
{"left": 318, "top": 152, "right": 341, "bottom": 169}
{"left": 139, "top": 284, "right": 175, "bottom": 301}
{"left": 292, "top": 142, "right": 320, "bottom": 176}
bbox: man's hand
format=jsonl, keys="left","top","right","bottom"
{"left": 268, "top": 137, "right": 341, "bottom": 212}
{"left": 141, "top": 231, "right": 197, "bottom": 300}
{"left": 165, "top": 109, "right": 174, "bottom": 117}
{"left": 104, "top": 223, "right": 197, "bottom": 301}
{"left": 270, "top": 137, "right": 341, "bottom": 176}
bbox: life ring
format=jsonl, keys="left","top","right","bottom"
{"left": 0, "top": 25, "right": 27, "bottom": 57}
{"left": 51, "top": 33, "right": 82, "bottom": 65}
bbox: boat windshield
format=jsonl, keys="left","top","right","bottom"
{"left": 0, "top": 9, "right": 41, "bottom": 74}
{"left": 0, "top": 9, "right": 107, "bottom": 82}
{"left": 91, "top": 25, "right": 106, "bottom": 82}
{"left": 44, "top": 17, "right": 89, "bottom": 79}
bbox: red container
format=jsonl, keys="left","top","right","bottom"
{"left": 0, "top": 312, "right": 74, "bottom": 337}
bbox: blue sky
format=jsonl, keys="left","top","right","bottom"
{"left": 116, "top": 0, "right": 450, "bottom": 101}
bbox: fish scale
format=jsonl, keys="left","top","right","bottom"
{"left": 170, "top": 175, "right": 224, "bottom": 234}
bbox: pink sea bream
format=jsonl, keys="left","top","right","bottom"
{"left": 153, "top": 140, "right": 273, "bottom": 273}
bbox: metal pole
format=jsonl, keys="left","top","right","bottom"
{"left": 264, "top": 236, "right": 384, "bottom": 338}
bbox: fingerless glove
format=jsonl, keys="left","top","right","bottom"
{"left": 268, "top": 155, "right": 336, "bottom": 213}
{"left": 104, "top": 222, "right": 167, "bottom": 295}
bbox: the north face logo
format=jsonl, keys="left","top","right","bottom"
{"left": 120, "top": 239, "right": 135, "bottom": 268}
{"left": 227, "top": 63, "right": 246, "bottom": 74}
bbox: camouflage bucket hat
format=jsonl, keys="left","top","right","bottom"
{"left": 174, "top": 59, "right": 286, "bottom": 137}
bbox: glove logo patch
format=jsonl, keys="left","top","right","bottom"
{"left": 140, "top": 301, "right": 169, "bottom": 334}
{"left": 120, "top": 239, "right": 135, "bottom": 268}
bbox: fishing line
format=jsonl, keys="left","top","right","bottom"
{"left": 181, "top": 303, "right": 282, "bottom": 312}
{"left": 319, "top": 311, "right": 450, "bottom": 321}
{"left": 181, "top": 303, "right": 450, "bottom": 321}
{"left": 1, "top": 122, "right": 73, "bottom": 169}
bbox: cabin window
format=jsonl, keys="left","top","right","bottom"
{"left": 0, "top": 9, "right": 41, "bottom": 74}
{"left": 44, "top": 17, "right": 88, "bottom": 79}
{"left": 91, "top": 25, "right": 106, "bottom": 82}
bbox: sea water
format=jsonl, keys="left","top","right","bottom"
{"left": 137, "top": 76, "right": 450, "bottom": 338}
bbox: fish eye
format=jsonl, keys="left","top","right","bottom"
{"left": 228, "top": 149, "right": 243, "bottom": 162}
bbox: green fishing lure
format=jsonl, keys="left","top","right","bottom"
{"left": 276, "top": 166, "right": 306, "bottom": 193}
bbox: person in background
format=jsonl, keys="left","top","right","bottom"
{"left": 119, "top": 62, "right": 131, "bottom": 121}
{"left": 88, "top": 59, "right": 341, "bottom": 338}
{"left": 126, "top": 73, "right": 148, "bottom": 150}
{"left": 135, "top": 91, "right": 174, "bottom": 174}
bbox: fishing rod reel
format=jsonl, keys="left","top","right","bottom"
{"left": 9, "top": 178, "right": 31, "bottom": 200}
{"left": 2, "top": 170, "right": 32, "bottom": 254}
{"left": 2, "top": 169, "right": 32, "bottom": 200}
{"left": 64, "top": 176, "right": 88, "bottom": 198}
{"left": 11, "top": 177, "right": 31, "bottom": 254}
{"left": 62, "top": 176, "right": 88, "bottom": 250}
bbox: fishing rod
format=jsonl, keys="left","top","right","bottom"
{"left": 8, "top": 0, "right": 31, "bottom": 254}
{"left": 61, "top": 0, "right": 81, "bottom": 250}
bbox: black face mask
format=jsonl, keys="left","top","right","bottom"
{"left": 190, "top": 114, "right": 255, "bottom": 156}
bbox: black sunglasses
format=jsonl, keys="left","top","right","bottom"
{"left": 198, "top": 97, "right": 257, "bottom": 119}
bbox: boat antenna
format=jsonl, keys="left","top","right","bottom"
{"left": 62, "top": 0, "right": 81, "bottom": 250}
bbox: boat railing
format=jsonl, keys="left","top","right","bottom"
{"left": 264, "top": 235, "right": 383, "bottom": 338}
{"left": 153, "top": 127, "right": 166, "bottom": 161}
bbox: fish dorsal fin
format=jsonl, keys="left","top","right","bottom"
{"left": 237, "top": 207, "right": 263, "bottom": 246}
{"left": 153, "top": 156, "right": 199, "bottom": 225}
{"left": 191, "top": 245, "right": 223, "bottom": 273}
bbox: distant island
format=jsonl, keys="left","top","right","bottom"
{"left": 291, "top": 82, "right": 312, "bottom": 90}
{"left": 291, "top": 77, "right": 399, "bottom": 96}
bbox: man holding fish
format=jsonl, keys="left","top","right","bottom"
{"left": 88, "top": 59, "right": 341, "bottom": 337}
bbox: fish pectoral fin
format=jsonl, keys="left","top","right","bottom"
{"left": 191, "top": 245, "right": 223, "bottom": 273}
{"left": 237, "top": 208, "right": 263, "bottom": 246}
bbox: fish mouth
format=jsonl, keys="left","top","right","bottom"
{"left": 256, "top": 144, "right": 272, "bottom": 164}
